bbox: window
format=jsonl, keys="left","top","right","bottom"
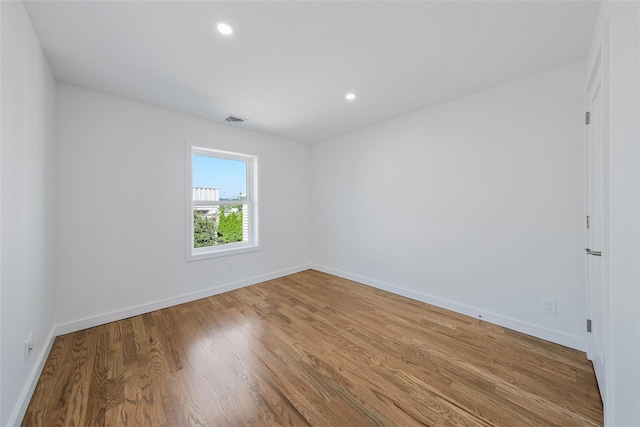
{"left": 187, "top": 145, "right": 259, "bottom": 260}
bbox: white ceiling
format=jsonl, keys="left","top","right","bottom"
{"left": 24, "top": 1, "right": 601, "bottom": 144}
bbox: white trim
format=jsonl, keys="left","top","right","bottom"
{"left": 11, "top": 265, "right": 311, "bottom": 425}
{"left": 8, "top": 326, "right": 57, "bottom": 427}
{"left": 55, "top": 264, "right": 311, "bottom": 336}
{"left": 11, "top": 263, "right": 588, "bottom": 425}
{"left": 185, "top": 142, "right": 261, "bottom": 261}
{"left": 311, "top": 264, "right": 587, "bottom": 351}
{"left": 189, "top": 242, "right": 260, "bottom": 261}
{"left": 0, "top": 0, "right": 3, "bottom": 421}
{"left": 191, "top": 146, "right": 253, "bottom": 163}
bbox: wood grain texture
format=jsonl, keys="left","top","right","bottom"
{"left": 22, "top": 270, "right": 603, "bottom": 426}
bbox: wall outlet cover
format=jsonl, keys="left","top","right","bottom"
{"left": 542, "top": 298, "right": 557, "bottom": 315}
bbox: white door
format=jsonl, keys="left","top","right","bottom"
{"left": 585, "top": 43, "right": 609, "bottom": 404}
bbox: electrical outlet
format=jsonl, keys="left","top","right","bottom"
{"left": 542, "top": 298, "right": 557, "bottom": 315}
{"left": 226, "top": 261, "right": 233, "bottom": 272}
{"left": 24, "top": 332, "right": 34, "bottom": 362}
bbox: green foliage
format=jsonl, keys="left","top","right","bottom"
{"left": 193, "top": 207, "right": 243, "bottom": 248}
{"left": 193, "top": 211, "right": 216, "bottom": 248}
{"left": 217, "top": 207, "right": 243, "bottom": 243}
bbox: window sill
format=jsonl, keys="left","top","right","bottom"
{"left": 187, "top": 243, "right": 261, "bottom": 262}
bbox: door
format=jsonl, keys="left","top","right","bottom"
{"left": 585, "top": 41, "right": 609, "bottom": 404}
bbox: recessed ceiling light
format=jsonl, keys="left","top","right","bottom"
{"left": 216, "top": 22, "right": 234, "bottom": 36}
{"left": 345, "top": 93, "right": 357, "bottom": 100}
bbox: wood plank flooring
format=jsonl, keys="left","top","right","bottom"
{"left": 22, "top": 270, "right": 603, "bottom": 426}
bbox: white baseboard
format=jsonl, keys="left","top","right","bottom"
{"left": 8, "top": 325, "right": 57, "bottom": 427}
{"left": 55, "top": 264, "right": 312, "bottom": 336}
{"left": 310, "top": 264, "right": 586, "bottom": 352}
{"left": 10, "top": 263, "right": 585, "bottom": 426}
{"left": 10, "top": 264, "right": 312, "bottom": 427}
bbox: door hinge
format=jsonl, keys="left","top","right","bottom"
{"left": 585, "top": 111, "right": 590, "bottom": 125}
{"left": 586, "top": 215, "right": 591, "bottom": 229}
{"left": 587, "top": 319, "right": 592, "bottom": 333}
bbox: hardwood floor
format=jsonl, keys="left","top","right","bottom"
{"left": 22, "top": 270, "right": 603, "bottom": 426}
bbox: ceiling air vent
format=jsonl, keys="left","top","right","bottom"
{"left": 225, "top": 115, "right": 245, "bottom": 123}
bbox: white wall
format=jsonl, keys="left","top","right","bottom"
{"left": 1, "top": 2, "right": 57, "bottom": 426}
{"left": 312, "top": 60, "right": 586, "bottom": 350}
{"left": 587, "top": 1, "right": 640, "bottom": 425}
{"left": 54, "top": 84, "right": 311, "bottom": 328}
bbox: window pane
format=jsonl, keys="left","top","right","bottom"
{"left": 192, "top": 155, "right": 247, "bottom": 200}
{"left": 192, "top": 155, "right": 249, "bottom": 249}
{"left": 193, "top": 205, "right": 248, "bottom": 248}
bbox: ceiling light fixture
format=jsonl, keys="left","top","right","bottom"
{"left": 216, "top": 22, "right": 234, "bottom": 36}
{"left": 345, "top": 93, "right": 357, "bottom": 100}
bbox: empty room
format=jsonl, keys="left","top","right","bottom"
{"left": 2, "top": 1, "right": 639, "bottom": 426}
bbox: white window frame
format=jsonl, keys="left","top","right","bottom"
{"left": 186, "top": 144, "right": 260, "bottom": 261}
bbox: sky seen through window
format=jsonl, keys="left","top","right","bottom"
{"left": 192, "top": 155, "right": 246, "bottom": 199}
